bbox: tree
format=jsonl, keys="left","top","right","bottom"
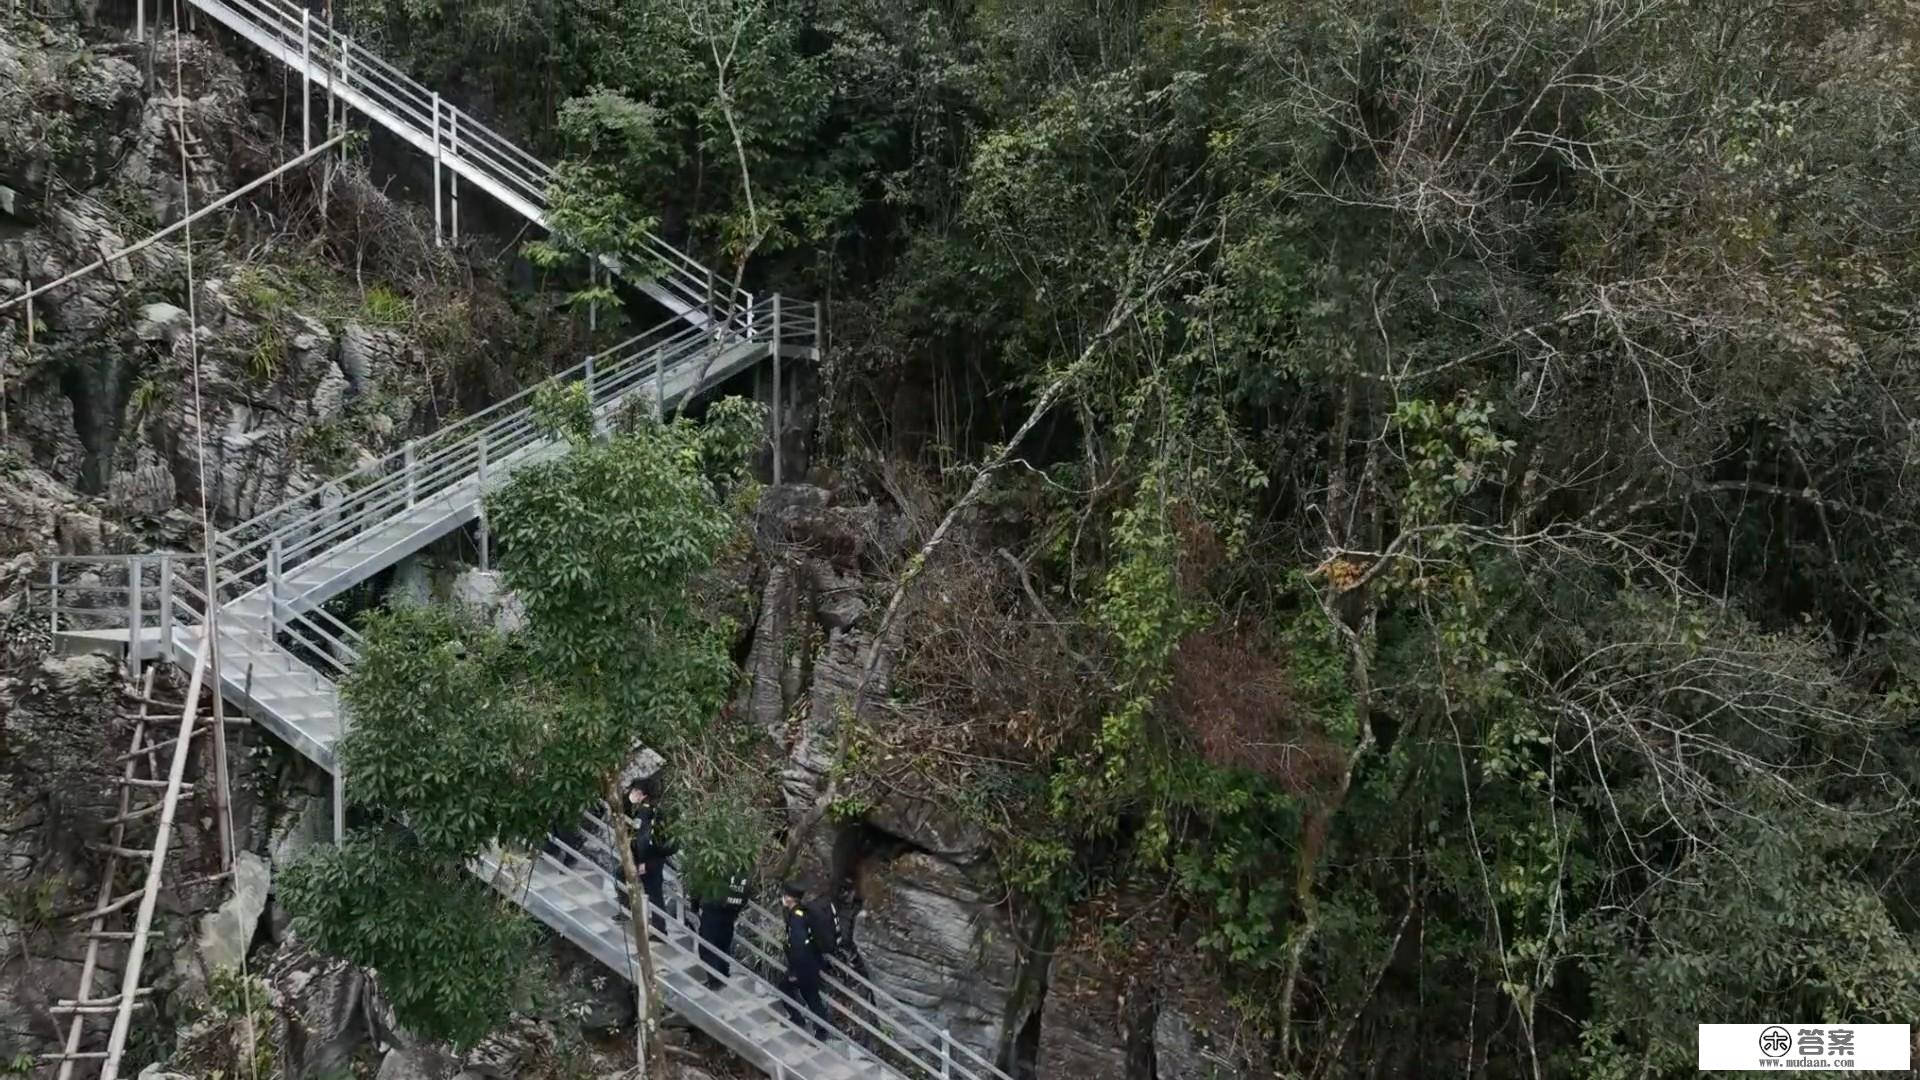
{"left": 279, "top": 835, "right": 536, "bottom": 1048}
{"left": 283, "top": 394, "right": 768, "bottom": 1063}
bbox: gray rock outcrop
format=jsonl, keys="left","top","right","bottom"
{"left": 860, "top": 851, "right": 1019, "bottom": 1066}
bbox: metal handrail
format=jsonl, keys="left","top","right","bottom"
{"left": 575, "top": 808, "right": 1011, "bottom": 1080}
{"left": 532, "top": 830, "right": 930, "bottom": 1079}
{"left": 209, "top": 300, "right": 769, "bottom": 588}
{"left": 474, "top": 839, "right": 877, "bottom": 1078}
{"left": 187, "top": 0, "right": 753, "bottom": 321}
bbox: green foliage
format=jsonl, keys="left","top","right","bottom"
{"left": 244, "top": 324, "right": 285, "bottom": 384}
{"left": 232, "top": 265, "right": 288, "bottom": 313}
{"left": 127, "top": 373, "right": 169, "bottom": 420}
{"left": 667, "top": 769, "right": 767, "bottom": 902}
{"left": 339, "top": 606, "right": 594, "bottom": 854}
{"left": 177, "top": 969, "right": 278, "bottom": 1080}
{"left": 304, "top": 393, "right": 764, "bottom": 1046}
{"left": 361, "top": 283, "right": 415, "bottom": 326}
{"left": 531, "top": 381, "right": 595, "bottom": 441}
{"left": 281, "top": 834, "right": 536, "bottom": 1048}
{"left": 487, "top": 405, "right": 756, "bottom": 746}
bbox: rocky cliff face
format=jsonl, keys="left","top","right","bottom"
{"left": 0, "top": 6, "right": 579, "bottom": 1076}
{"left": 1, "top": 6, "right": 1253, "bottom": 1079}
{"left": 740, "top": 484, "right": 1257, "bottom": 1079}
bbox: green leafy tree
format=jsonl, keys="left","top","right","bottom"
{"left": 280, "top": 835, "right": 537, "bottom": 1048}
{"left": 284, "top": 399, "right": 769, "bottom": 1058}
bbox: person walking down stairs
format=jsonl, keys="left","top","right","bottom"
{"left": 694, "top": 870, "right": 751, "bottom": 987}
{"left": 780, "top": 882, "right": 835, "bottom": 1040}
{"left": 621, "top": 778, "right": 677, "bottom": 931}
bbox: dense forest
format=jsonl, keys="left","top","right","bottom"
{"left": 324, "top": 0, "right": 1920, "bottom": 1073}
{"left": 172, "top": 0, "right": 1920, "bottom": 1075}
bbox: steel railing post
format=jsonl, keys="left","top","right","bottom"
{"left": 654, "top": 348, "right": 666, "bottom": 419}
{"left": 268, "top": 538, "right": 282, "bottom": 639}
{"left": 404, "top": 439, "right": 417, "bottom": 506}
{"left": 449, "top": 108, "right": 460, "bottom": 242}
{"left": 158, "top": 556, "right": 173, "bottom": 656}
{"left": 338, "top": 34, "right": 351, "bottom": 176}
{"left": 588, "top": 261, "right": 597, "bottom": 332}
{"left": 477, "top": 432, "right": 490, "bottom": 571}
{"left": 48, "top": 560, "right": 58, "bottom": 635}
{"left": 300, "top": 9, "right": 311, "bottom": 152}
{"left": 772, "top": 294, "right": 783, "bottom": 485}
{"left": 584, "top": 353, "right": 596, "bottom": 421}
{"left": 943, "top": 1028, "right": 954, "bottom": 1078}
{"left": 136, "top": 0, "right": 144, "bottom": 42}
{"left": 431, "top": 92, "right": 444, "bottom": 247}
{"left": 127, "top": 557, "right": 142, "bottom": 679}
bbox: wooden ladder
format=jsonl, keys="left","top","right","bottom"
{"left": 45, "top": 641, "right": 224, "bottom": 1079}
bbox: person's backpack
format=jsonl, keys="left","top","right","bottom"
{"left": 804, "top": 900, "right": 840, "bottom": 962}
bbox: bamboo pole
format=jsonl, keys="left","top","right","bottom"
{"left": 605, "top": 780, "right": 665, "bottom": 1077}
{"left": 98, "top": 635, "right": 211, "bottom": 1080}
{"left": 0, "top": 135, "right": 347, "bottom": 316}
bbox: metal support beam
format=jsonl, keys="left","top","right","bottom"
{"left": 448, "top": 109, "right": 460, "bottom": 242}
{"left": 584, "top": 354, "right": 596, "bottom": 419}
{"left": 332, "top": 762, "right": 345, "bottom": 843}
{"left": 157, "top": 558, "right": 172, "bottom": 654}
{"left": 431, "top": 92, "right": 443, "bottom": 247}
{"left": 476, "top": 433, "right": 490, "bottom": 572}
{"left": 404, "top": 440, "right": 417, "bottom": 506}
{"left": 772, "top": 295, "right": 783, "bottom": 486}
{"left": 126, "top": 559, "right": 142, "bottom": 680}
{"left": 268, "top": 540, "right": 282, "bottom": 639}
{"left": 300, "top": 9, "right": 311, "bottom": 153}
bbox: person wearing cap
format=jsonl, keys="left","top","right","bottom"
{"left": 779, "top": 882, "right": 832, "bottom": 1039}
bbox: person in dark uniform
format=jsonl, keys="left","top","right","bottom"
{"left": 779, "top": 882, "right": 833, "bottom": 1039}
{"left": 543, "top": 817, "right": 589, "bottom": 869}
{"left": 624, "top": 779, "right": 676, "bottom": 930}
{"left": 694, "top": 870, "right": 750, "bottom": 986}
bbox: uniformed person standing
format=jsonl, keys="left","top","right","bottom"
{"left": 694, "top": 870, "right": 750, "bottom": 986}
{"left": 624, "top": 779, "right": 676, "bottom": 930}
{"left": 779, "top": 883, "right": 833, "bottom": 1039}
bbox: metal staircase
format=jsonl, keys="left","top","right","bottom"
{"left": 44, "top": 301, "right": 1009, "bottom": 1079}
{"left": 35, "top": 4, "right": 1023, "bottom": 1076}
{"left": 174, "top": 0, "right": 752, "bottom": 328}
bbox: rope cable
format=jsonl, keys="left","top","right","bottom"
{"left": 169, "top": 6, "right": 259, "bottom": 1077}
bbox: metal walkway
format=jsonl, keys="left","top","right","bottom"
{"left": 41, "top": 5, "right": 1015, "bottom": 1076}
{"left": 174, "top": 0, "right": 753, "bottom": 328}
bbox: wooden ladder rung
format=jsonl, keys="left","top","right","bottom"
{"left": 85, "top": 887, "right": 147, "bottom": 919}
{"left": 124, "top": 778, "right": 194, "bottom": 790}
{"left": 123, "top": 695, "right": 185, "bottom": 710}
{"left": 85, "top": 929, "right": 161, "bottom": 941}
{"left": 86, "top": 842, "right": 161, "bottom": 859}
{"left": 55, "top": 987, "right": 152, "bottom": 1008}
{"left": 50, "top": 1001, "right": 149, "bottom": 1015}
{"left": 104, "top": 802, "right": 165, "bottom": 825}
{"left": 38, "top": 1051, "right": 109, "bottom": 1062}
{"left": 115, "top": 730, "right": 200, "bottom": 762}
